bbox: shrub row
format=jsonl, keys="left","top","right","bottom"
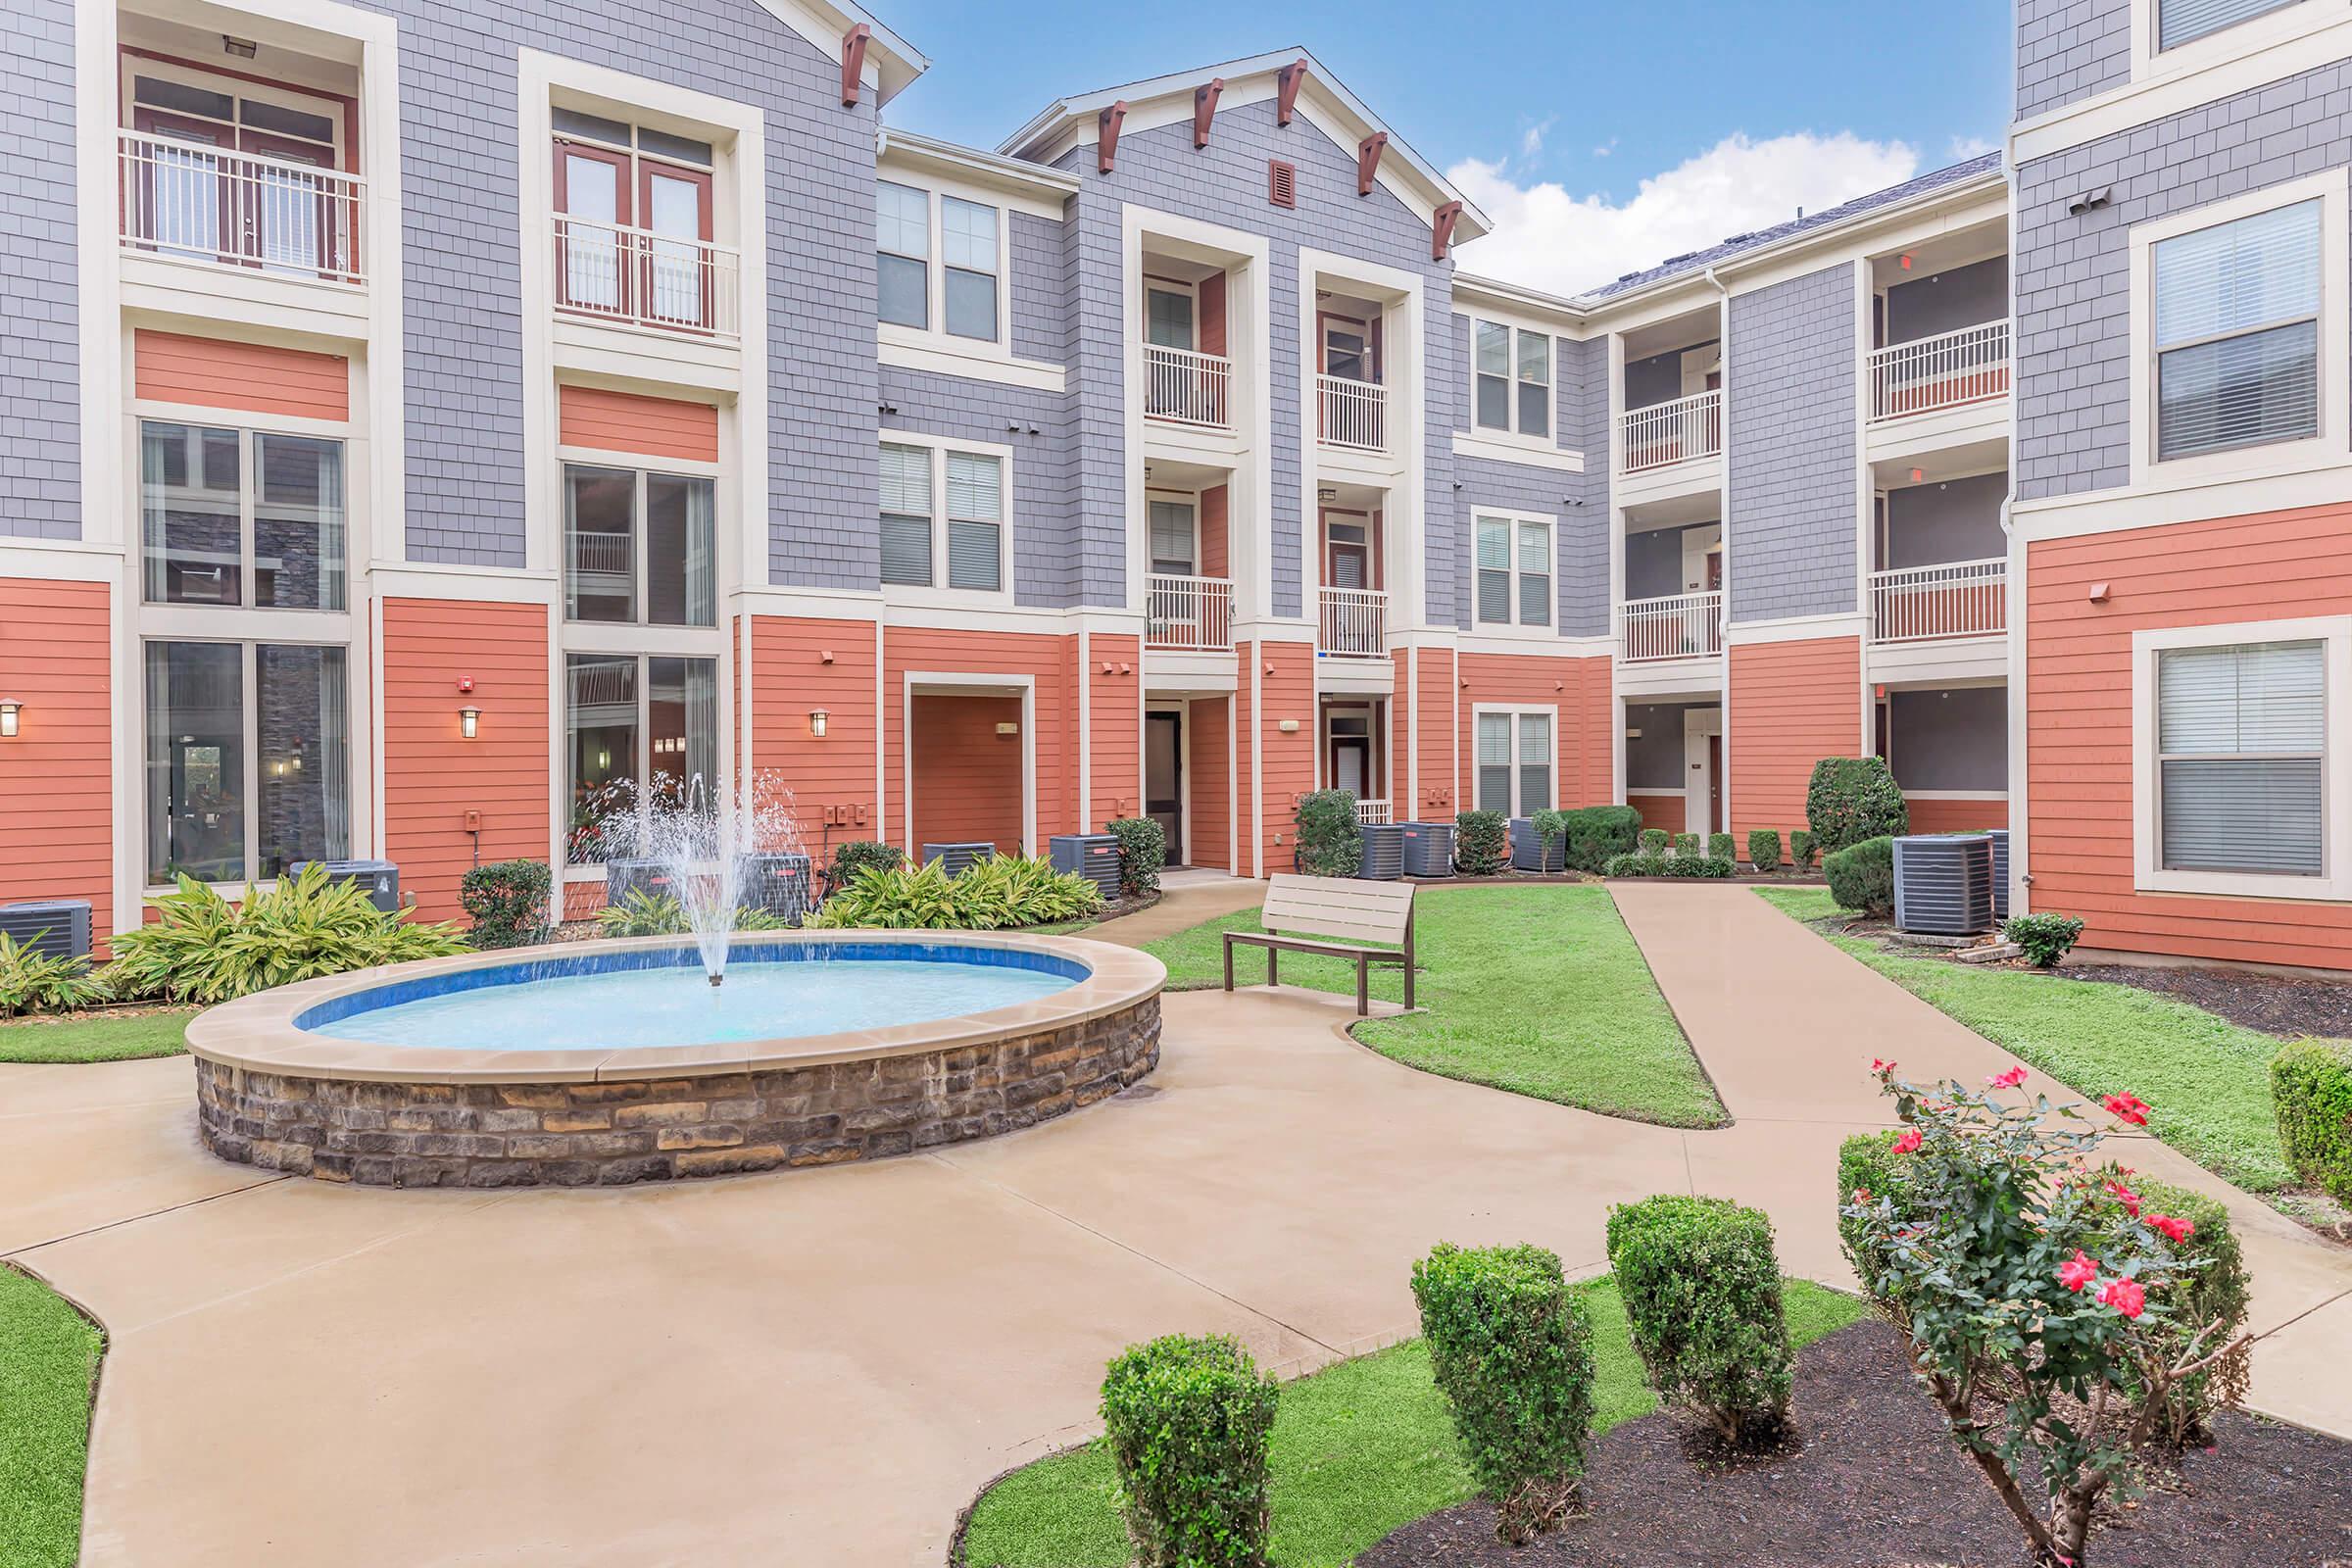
{"left": 808, "top": 854, "right": 1102, "bottom": 931}
{"left": 1533, "top": 805, "right": 1642, "bottom": 872}
{"left": 1603, "top": 852, "right": 1735, "bottom": 879}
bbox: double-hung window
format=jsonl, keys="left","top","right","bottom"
{"left": 2156, "top": 0, "right": 2302, "bottom": 51}
{"left": 2153, "top": 199, "right": 2321, "bottom": 462}
{"left": 1475, "top": 710, "right": 1554, "bottom": 816}
{"left": 2156, "top": 640, "right": 2323, "bottom": 876}
{"left": 876, "top": 180, "right": 929, "bottom": 329}
{"left": 879, "top": 441, "right": 1005, "bottom": 594}
{"left": 874, "top": 183, "right": 1004, "bottom": 346}
{"left": 1473, "top": 321, "right": 1551, "bottom": 439}
{"left": 1473, "top": 514, "right": 1552, "bottom": 628}
{"left": 942, "top": 197, "right": 1000, "bottom": 341}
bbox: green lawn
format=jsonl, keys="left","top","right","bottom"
{"left": 959, "top": 1277, "right": 1865, "bottom": 1568}
{"left": 1143, "top": 885, "right": 1726, "bottom": 1128}
{"left": 0, "top": 1008, "right": 192, "bottom": 1065}
{"left": 0, "top": 1265, "right": 105, "bottom": 1568}
{"left": 1756, "top": 887, "right": 2294, "bottom": 1194}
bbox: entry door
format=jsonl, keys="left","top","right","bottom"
{"left": 1145, "top": 711, "right": 1183, "bottom": 866}
{"left": 1326, "top": 516, "right": 1370, "bottom": 590}
{"left": 555, "top": 140, "right": 631, "bottom": 312}
{"left": 1333, "top": 738, "right": 1370, "bottom": 796}
{"left": 1323, "top": 319, "right": 1370, "bottom": 381}
{"left": 639, "top": 161, "right": 712, "bottom": 328}
{"left": 1708, "top": 733, "right": 1723, "bottom": 835}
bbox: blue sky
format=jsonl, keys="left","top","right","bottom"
{"left": 872, "top": 0, "right": 2013, "bottom": 294}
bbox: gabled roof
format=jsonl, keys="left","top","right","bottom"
{"left": 754, "top": 0, "right": 928, "bottom": 106}
{"left": 996, "top": 47, "right": 1491, "bottom": 244}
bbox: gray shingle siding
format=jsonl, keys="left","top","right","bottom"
{"left": 1008, "top": 210, "right": 1070, "bottom": 367}
{"left": 2014, "top": 57, "right": 2352, "bottom": 501}
{"left": 1447, "top": 336, "right": 1608, "bottom": 637}
{"left": 880, "top": 366, "right": 1072, "bottom": 608}
{"left": 2017, "top": 0, "right": 2131, "bottom": 122}
{"left": 1, "top": 0, "right": 79, "bottom": 541}
{"left": 1727, "top": 261, "right": 1857, "bottom": 623}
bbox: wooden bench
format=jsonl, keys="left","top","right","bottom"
{"left": 1222, "top": 874, "right": 1416, "bottom": 1016}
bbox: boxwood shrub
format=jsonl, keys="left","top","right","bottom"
{"left": 1824, "top": 835, "right": 1895, "bottom": 916}
{"left": 1410, "top": 1242, "right": 1595, "bottom": 1544}
{"left": 2003, "top": 911, "right": 2084, "bottom": 968}
{"left": 1804, "top": 757, "right": 1909, "bottom": 854}
{"left": 1106, "top": 815, "right": 1166, "bottom": 896}
{"left": 1746, "top": 829, "right": 1783, "bottom": 872}
{"left": 1564, "top": 805, "right": 1641, "bottom": 872}
{"left": 459, "top": 858, "right": 551, "bottom": 949}
{"left": 1672, "top": 832, "right": 1700, "bottom": 857}
{"left": 1838, "top": 1130, "right": 1920, "bottom": 1309}
{"left": 1603, "top": 853, "right": 1735, "bottom": 879}
{"left": 1639, "top": 827, "right": 1670, "bottom": 855}
{"left": 1788, "top": 829, "right": 1818, "bottom": 871}
{"left": 1706, "top": 832, "right": 1735, "bottom": 863}
{"left": 1454, "top": 809, "right": 1509, "bottom": 876}
{"left": 2113, "top": 1176, "right": 2250, "bottom": 1443}
{"left": 825, "top": 839, "right": 902, "bottom": 897}
{"left": 1296, "top": 790, "right": 1363, "bottom": 877}
{"left": 1604, "top": 1195, "right": 1794, "bottom": 1448}
{"left": 2272, "top": 1038, "right": 2352, "bottom": 1204}
{"left": 1099, "top": 1333, "right": 1279, "bottom": 1568}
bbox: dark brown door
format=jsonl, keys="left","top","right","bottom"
{"left": 1708, "top": 734, "right": 1723, "bottom": 836}
{"left": 1145, "top": 711, "right": 1183, "bottom": 866}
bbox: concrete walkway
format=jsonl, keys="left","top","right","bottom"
{"left": 4, "top": 880, "right": 2347, "bottom": 1565}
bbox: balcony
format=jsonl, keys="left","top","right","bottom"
{"left": 1145, "top": 573, "right": 1234, "bottom": 651}
{"left": 117, "top": 130, "right": 363, "bottom": 285}
{"left": 1868, "top": 321, "right": 2009, "bottom": 422}
{"left": 1317, "top": 586, "right": 1387, "bottom": 659}
{"left": 1144, "top": 345, "right": 1232, "bottom": 431}
{"left": 1354, "top": 798, "right": 1392, "bottom": 825}
{"left": 1869, "top": 559, "right": 2005, "bottom": 643}
{"left": 1619, "top": 590, "right": 1723, "bottom": 662}
{"left": 552, "top": 216, "right": 741, "bottom": 340}
{"left": 1316, "top": 374, "right": 1387, "bottom": 454}
{"left": 1619, "top": 390, "right": 1722, "bottom": 475}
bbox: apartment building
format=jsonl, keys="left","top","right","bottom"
{"left": 0, "top": 0, "right": 2340, "bottom": 967}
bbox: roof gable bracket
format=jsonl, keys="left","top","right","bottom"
{"left": 1431, "top": 200, "right": 1463, "bottom": 261}
{"left": 1098, "top": 101, "right": 1127, "bottom": 174}
{"left": 1356, "top": 131, "right": 1388, "bottom": 197}
{"left": 1277, "top": 58, "right": 1306, "bottom": 125}
{"left": 840, "top": 24, "right": 870, "bottom": 107}
{"left": 1193, "top": 77, "right": 1223, "bottom": 148}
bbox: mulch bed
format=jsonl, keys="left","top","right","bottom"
{"left": 2059, "top": 960, "right": 2352, "bottom": 1040}
{"left": 1359, "top": 1322, "right": 2352, "bottom": 1568}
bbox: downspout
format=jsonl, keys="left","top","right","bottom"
{"left": 1704, "top": 264, "right": 1732, "bottom": 838}
{"left": 1997, "top": 129, "right": 2028, "bottom": 916}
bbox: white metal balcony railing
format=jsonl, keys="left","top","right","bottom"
{"left": 553, "top": 215, "right": 741, "bottom": 340}
{"left": 1618, "top": 589, "right": 1724, "bottom": 662}
{"left": 1354, "top": 798, "right": 1392, "bottom": 826}
{"left": 565, "top": 530, "right": 633, "bottom": 578}
{"left": 1317, "top": 586, "right": 1388, "bottom": 659}
{"left": 1868, "top": 320, "right": 2010, "bottom": 422}
{"left": 1317, "top": 373, "right": 1387, "bottom": 453}
{"left": 1144, "top": 345, "right": 1232, "bottom": 429}
{"left": 1869, "top": 558, "right": 2006, "bottom": 643}
{"left": 1618, "top": 389, "right": 1722, "bottom": 475}
{"left": 117, "top": 130, "right": 364, "bottom": 285}
{"left": 1144, "top": 573, "right": 1234, "bottom": 652}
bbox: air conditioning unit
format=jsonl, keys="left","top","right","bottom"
{"left": 1985, "top": 828, "right": 2011, "bottom": 920}
{"left": 1892, "top": 834, "right": 1995, "bottom": 936}
{"left": 922, "top": 842, "right": 996, "bottom": 877}
{"left": 1397, "top": 821, "right": 1455, "bottom": 878}
{"left": 1050, "top": 834, "right": 1123, "bottom": 900}
{"left": 0, "top": 899, "right": 92, "bottom": 961}
{"left": 737, "top": 853, "right": 813, "bottom": 926}
{"left": 1508, "top": 817, "right": 1565, "bottom": 872}
{"left": 290, "top": 858, "right": 401, "bottom": 914}
{"left": 605, "top": 858, "right": 672, "bottom": 908}
{"left": 1358, "top": 823, "right": 1405, "bottom": 881}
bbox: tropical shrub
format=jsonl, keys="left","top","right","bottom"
{"left": 2108, "top": 1177, "right": 2249, "bottom": 1443}
{"left": 1410, "top": 1242, "right": 1595, "bottom": 1544}
{"left": 2004, "top": 912, "right": 2085, "bottom": 968}
{"left": 103, "top": 865, "right": 468, "bottom": 1004}
{"left": 1105, "top": 816, "right": 1166, "bottom": 897}
{"left": 1563, "top": 805, "right": 1641, "bottom": 872}
{"left": 598, "top": 889, "right": 788, "bottom": 938}
{"left": 1747, "top": 829, "right": 1783, "bottom": 872}
{"left": 806, "top": 856, "right": 1102, "bottom": 931}
{"left": 2272, "top": 1038, "right": 2352, "bottom": 1204}
{"left": 1639, "top": 827, "right": 1670, "bottom": 855}
{"left": 1603, "top": 853, "right": 1735, "bottom": 879}
{"left": 1805, "top": 757, "right": 1909, "bottom": 854}
{"left": 1099, "top": 1333, "right": 1279, "bottom": 1568}
{"left": 0, "top": 932, "right": 105, "bottom": 1018}
{"left": 1454, "top": 810, "right": 1508, "bottom": 876}
{"left": 1706, "top": 832, "right": 1735, "bottom": 863}
{"left": 1672, "top": 832, "right": 1700, "bottom": 857}
{"left": 1296, "top": 790, "right": 1364, "bottom": 878}
{"left": 1605, "top": 1195, "right": 1794, "bottom": 1447}
{"left": 1841, "top": 1064, "right": 2253, "bottom": 1567}
{"left": 1824, "top": 835, "right": 1895, "bottom": 917}
{"left": 459, "top": 858, "right": 551, "bottom": 949}
{"left": 1788, "top": 829, "right": 1818, "bottom": 871}
{"left": 824, "top": 839, "right": 902, "bottom": 897}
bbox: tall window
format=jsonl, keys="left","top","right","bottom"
{"left": 141, "top": 421, "right": 346, "bottom": 611}
{"left": 1149, "top": 500, "right": 1197, "bottom": 575}
{"left": 2156, "top": 640, "right": 2323, "bottom": 875}
{"left": 144, "top": 641, "right": 349, "bottom": 884}
{"left": 1474, "top": 321, "right": 1550, "bottom": 438}
{"left": 942, "top": 196, "right": 999, "bottom": 341}
{"left": 123, "top": 67, "right": 350, "bottom": 278}
{"left": 875, "top": 183, "right": 1004, "bottom": 346}
{"left": 1475, "top": 710, "right": 1553, "bottom": 816}
{"left": 564, "top": 654, "right": 719, "bottom": 859}
{"left": 877, "top": 180, "right": 928, "bottom": 328}
{"left": 2153, "top": 199, "right": 2320, "bottom": 461}
{"left": 561, "top": 464, "right": 714, "bottom": 627}
{"left": 1474, "top": 514, "right": 1551, "bottom": 627}
{"left": 2158, "top": 0, "right": 2302, "bottom": 50}
{"left": 552, "top": 108, "right": 716, "bottom": 329}
{"left": 878, "top": 442, "right": 1005, "bottom": 593}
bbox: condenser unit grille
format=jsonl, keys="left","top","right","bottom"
{"left": 1050, "top": 834, "right": 1123, "bottom": 899}
{"left": 1398, "top": 822, "right": 1455, "bottom": 877}
{"left": 1359, "top": 824, "right": 1405, "bottom": 880}
{"left": 922, "top": 842, "right": 997, "bottom": 878}
{"left": 1508, "top": 817, "right": 1564, "bottom": 872}
{"left": 1892, "top": 835, "right": 1995, "bottom": 936}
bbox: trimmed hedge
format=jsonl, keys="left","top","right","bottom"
{"left": 1604, "top": 853, "right": 1736, "bottom": 879}
{"left": 1788, "top": 829, "right": 1818, "bottom": 871}
{"left": 1837, "top": 1130, "right": 1915, "bottom": 1302}
{"left": 1746, "top": 829, "right": 1783, "bottom": 872}
{"left": 2003, "top": 911, "right": 2083, "bottom": 968}
{"left": 459, "top": 858, "right": 550, "bottom": 949}
{"left": 1531, "top": 805, "right": 1642, "bottom": 873}
{"left": 1805, "top": 757, "right": 1909, "bottom": 854}
{"left": 1106, "top": 816, "right": 1166, "bottom": 897}
{"left": 2117, "top": 1177, "right": 2250, "bottom": 1443}
{"left": 1410, "top": 1243, "right": 1595, "bottom": 1544}
{"left": 1455, "top": 810, "right": 1509, "bottom": 876}
{"left": 1604, "top": 1196, "right": 1794, "bottom": 1447}
{"left": 825, "top": 839, "right": 902, "bottom": 897}
{"left": 1706, "top": 832, "right": 1735, "bottom": 863}
{"left": 1638, "top": 827, "right": 1670, "bottom": 855}
{"left": 1297, "top": 791, "right": 1363, "bottom": 878}
{"left": 1824, "top": 835, "right": 1895, "bottom": 917}
{"left": 1100, "top": 1334, "right": 1280, "bottom": 1568}
{"left": 2273, "top": 1038, "right": 2352, "bottom": 1204}
{"left": 1672, "top": 832, "right": 1699, "bottom": 857}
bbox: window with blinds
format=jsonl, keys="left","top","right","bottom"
{"left": 2154, "top": 199, "right": 2321, "bottom": 461}
{"left": 1517, "top": 520, "right": 1552, "bottom": 627}
{"left": 879, "top": 443, "right": 932, "bottom": 586}
{"left": 1476, "top": 712, "right": 1512, "bottom": 813}
{"left": 1475, "top": 518, "right": 1511, "bottom": 623}
{"left": 876, "top": 181, "right": 928, "bottom": 330}
{"left": 2157, "top": 639, "right": 2324, "bottom": 876}
{"left": 2158, "top": 0, "right": 2302, "bottom": 51}
{"left": 1518, "top": 712, "right": 1553, "bottom": 813}
{"left": 1149, "top": 500, "right": 1196, "bottom": 575}
{"left": 945, "top": 452, "right": 1003, "bottom": 592}
{"left": 1475, "top": 515, "right": 1549, "bottom": 626}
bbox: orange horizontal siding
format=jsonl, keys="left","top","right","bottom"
{"left": 135, "top": 330, "right": 349, "bottom": 422}
{"left": 1905, "top": 796, "right": 2007, "bottom": 834}
{"left": 1729, "top": 635, "right": 1862, "bottom": 846}
{"left": 1456, "top": 650, "right": 1614, "bottom": 811}
{"left": 1628, "top": 793, "right": 1685, "bottom": 835}
{"left": 559, "top": 385, "right": 719, "bottom": 464}
{"left": 0, "top": 579, "right": 113, "bottom": 944}
{"left": 749, "top": 615, "right": 879, "bottom": 850}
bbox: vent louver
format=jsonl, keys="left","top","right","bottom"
{"left": 1268, "top": 159, "right": 1296, "bottom": 208}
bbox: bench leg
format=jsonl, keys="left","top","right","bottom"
{"left": 1267, "top": 947, "right": 1279, "bottom": 988}
{"left": 1356, "top": 957, "right": 1369, "bottom": 1016}
{"left": 1223, "top": 934, "right": 1235, "bottom": 993}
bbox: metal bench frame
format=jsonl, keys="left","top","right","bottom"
{"left": 1221, "top": 873, "right": 1416, "bottom": 1016}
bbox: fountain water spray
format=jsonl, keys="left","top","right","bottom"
{"left": 577, "top": 770, "right": 809, "bottom": 985}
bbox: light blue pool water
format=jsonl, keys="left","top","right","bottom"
{"left": 297, "top": 942, "right": 1086, "bottom": 1051}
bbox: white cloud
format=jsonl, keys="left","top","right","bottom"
{"left": 1447, "top": 130, "right": 1922, "bottom": 297}
{"left": 1518, "top": 116, "right": 1553, "bottom": 161}
{"left": 1946, "top": 133, "right": 1999, "bottom": 160}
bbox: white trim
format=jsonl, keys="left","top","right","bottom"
{"left": 1466, "top": 316, "right": 1555, "bottom": 446}
{"left": 872, "top": 170, "right": 1019, "bottom": 358}
{"left": 1466, "top": 507, "right": 1559, "bottom": 641}
{"left": 2130, "top": 614, "right": 2352, "bottom": 901}
{"left": 0, "top": 540, "right": 124, "bottom": 581}
{"left": 1449, "top": 432, "right": 1586, "bottom": 473}
{"left": 878, "top": 332, "right": 1064, "bottom": 392}
{"left": 1723, "top": 611, "right": 1869, "bottom": 646}
{"left": 875, "top": 127, "right": 1079, "bottom": 206}
{"left": 1466, "top": 702, "right": 1560, "bottom": 817}
{"left": 2013, "top": 460, "right": 2352, "bottom": 541}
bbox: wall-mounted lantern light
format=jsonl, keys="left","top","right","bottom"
{"left": 1276, "top": 718, "right": 1301, "bottom": 733}
{"left": 459, "top": 706, "right": 481, "bottom": 740}
{"left": 0, "top": 701, "right": 19, "bottom": 739}
{"left": 808, "top": 709, "right": 830, "bottom": 739}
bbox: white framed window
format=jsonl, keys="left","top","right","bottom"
{"left": 561, "top": 463, "right": 715, "bottom": 628}
{"left": 1472, "top": 512, "right": 1553, "bottom": 629}
{"left": 139, "top": 419, "right": 348, "bottom": 612}
{"left": 2132, "top": 616, "right": 2352, "bottom": 900}
{"left": 873, "top": 181, "right": 1006, "bottom": 349}
{"left": 2155, "top": 0, "right": 2302, "bottom": 49}
{"left": 877, "top": 435, "right": 1011, "bottom": 600}
{"left": 876, "top": 180, "right": 928, "bottom": 329}
{"left": 1146, "top": 281, "right": 1197, "bottom": 350}
{"left": 2130, "top": 169, "right": 2347, "bottom": 487}
{"left": 1147, "top": 494, "right": 1199, "bottom": 575}
{"left": 564, "top": 652, "right": 722, "bottom": 864}
{"left": 1473, "top": 319, "right": 1550, "bottom": 439}
{"left": 1473, "top": 706, "right": 1555, "bottom": 816}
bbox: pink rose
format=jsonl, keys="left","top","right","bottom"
{"left": 2147, "top": 1214, "right": 2194, "bottom": 1245}
{"left": 2058, "top": 1250, "right": 2098, "bottom": 1294}
{"left": 2102, "top": 1093, "right": 2151, "bottom": 1127}
{"left": 1987, "top": 1066, "right": 2028, "bottom": 1090}
{"left": 2099, "top": 1277, "right": 2146, "bottom": 1319}
{"left": 1892, "top": 1128, "right": 1923, "bottom": 1155}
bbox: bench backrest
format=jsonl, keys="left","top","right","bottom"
{"left": 1260, "top": 873, "right": 1414, "bottom": 946}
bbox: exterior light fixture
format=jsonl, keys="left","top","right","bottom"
{"left": 459, "top": 706, "right": 481, "bottom": 739}
{"left": 222, "top": 33, "right": 259, "bottom": 57}
{"left": 808, "top": 709, "right": 829, "bottom": 738}
{"left": 0, "top": 701, "right": 19, "bottom": 739}
{"left": 1277, "top": 718, "right": 1301, "bottom": 733}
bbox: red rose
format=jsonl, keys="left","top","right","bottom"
{"left": 2099, "top": 1277, "right": 2146, "bottom": 1319}
{"left": 2147, "top": 1214, "right": 2194, "bottom": 1245}
{"left": 2102, "top": 1092, "right": 2151, "bottom": 1127}
{"left": 1986, "top": 1066, "right": 2029, "bottom": 1090}
{"left": 2058, "top": 1250, "right": 2099, "bottom": 1294}
{"left": 1892, "top": 1128, "right": 1923, "bottom": 1155}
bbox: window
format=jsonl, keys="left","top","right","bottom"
{"left": 141, "top": 421, "right": 346, "bottom": 611}
{"left": 564, "top": 653, "right": 719, "bottom": 859}
{"left": 1149, "top": 499, "right": 1197, "bottom": 575}
{"left": 1475, "top": 710, "right": 1554, "bottom": 816}
{"left": 1474, "top": 514, "right": 1552, "bottom": 627}
{"left": 2153, "top": 200, "right": 2320, "bottom": 461}
{"left": 2157, "top": 0, "right": 2301, "bottom": 50}
{"left": 942, "top": 197, "right": 999, "bottom": 341}
{"left": 2157, "top": 640, "right": 2323, "bottom": 875}
{"left": 879, "top": 443, "right": 933, "bottom": 586}
{"left": 1147, "top": 285, "right": 1195, "bottom": 350}
{"left": 552, "top": 109, "right": 717, "bottom": 329}
{"left": 1474, "top": 320, "right": 1550, "bottom": 438}
{"left": 143, "top": 640, "right": 349, "bottom": 884}
{"left": 875, "top": 183, "right": 1004, "bottom": 347}
{"left": 879, "top": 441, "right": 1006, "bottom": 594}
{"left": 122, "top": 65, "right": 350, "bottom": 278}
{"left": 877, "top": 180, "right": 928, "bottom": 328}
{"left": 945, "top": 452, "right": 1003, "bottom": 591}
{"left": 561, "top": 464, "right": 715, "bottom": 627}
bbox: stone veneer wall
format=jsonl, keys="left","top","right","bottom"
{"left": 195, "top": 997, "right": 1159, "bottom": 1187}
